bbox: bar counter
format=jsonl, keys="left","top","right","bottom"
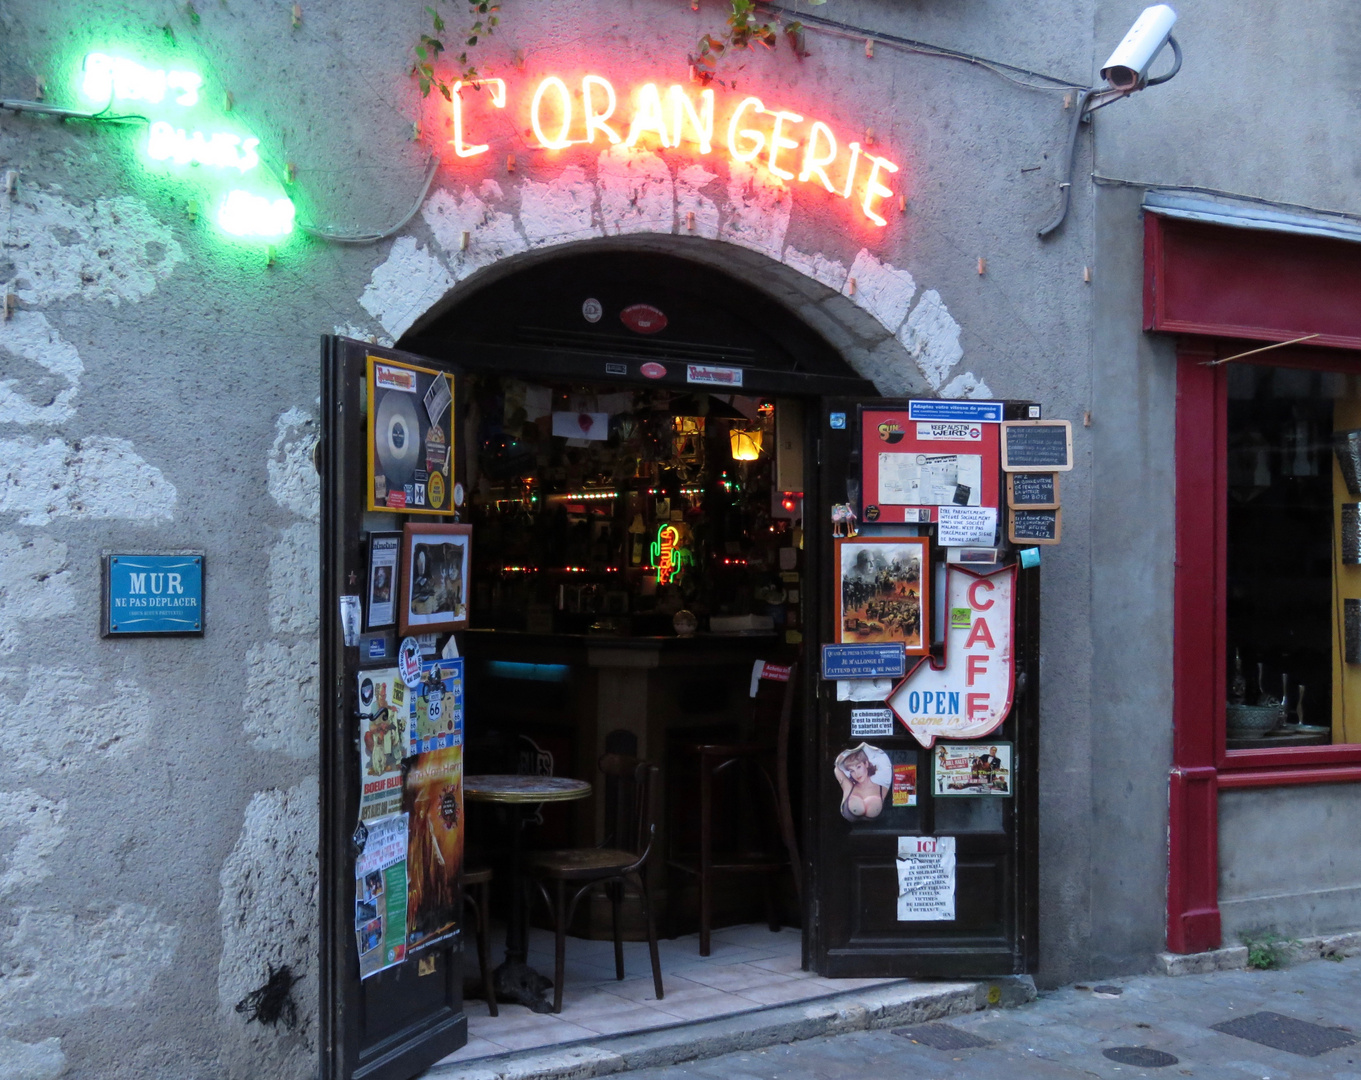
{"left": 462, "top": 629, "right": 787, "bottom": 934}
{"left": 463, "top": 628, "right": 782, "bottom": 781}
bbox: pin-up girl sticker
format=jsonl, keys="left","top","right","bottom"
{"left": 834, "top": 742, "right": 893, "bottom": 822}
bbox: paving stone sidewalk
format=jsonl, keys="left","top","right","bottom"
{"left": 622, "top": 955, "right": 1361, "bottom": 1080}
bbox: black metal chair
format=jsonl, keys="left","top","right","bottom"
{"left": 523, "top": 754, "right": 663, "bottom": 1014}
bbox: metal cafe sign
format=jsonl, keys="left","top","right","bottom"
{"left": 448, "top": 75, "right": 903, "bottom": 227}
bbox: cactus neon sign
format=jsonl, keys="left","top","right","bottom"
{"left": 449, "top": 75, "right": 902, "bottom": 227}
{"left": 650, "top": 524, "right": 694, "bottom": 585}
{"left": 79, "top": 52, "right": 293, "bottom": 240}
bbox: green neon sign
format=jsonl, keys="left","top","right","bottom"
{"left": 649, "top": 524, "right": 693, "bottom": 584}
{"left": 78, "top": 52, "right": 293, "bottom": 241}
{"left": 82, "top": 53, "right": 203, "bottom": 107}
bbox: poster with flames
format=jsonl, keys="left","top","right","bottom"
{"left": 403, "top": 745, "right": 463, "bottom": 953}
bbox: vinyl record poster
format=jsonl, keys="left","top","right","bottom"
{"left": 366, "top": 356, "right": 455, "bottom": 514}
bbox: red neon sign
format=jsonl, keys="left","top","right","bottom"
{"left": 654, "top": 524, "right": 680, "bottom": 584}
{"left": 449, "top": 76, "right": 901, "bottom": 227}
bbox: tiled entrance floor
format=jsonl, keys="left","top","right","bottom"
{"left": 440, "top": 923, "right": 899, "bottom": 1064}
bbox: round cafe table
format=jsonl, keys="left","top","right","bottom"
{"left": 464, "top": 774, "right": 592, "bottom": 1013}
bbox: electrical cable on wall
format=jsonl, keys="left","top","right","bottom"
{"left": 285, "top": 155, "right": 441, "bottom": 245}
{"left": 760, "top": 3, "right": 1086, "bottom": 92}
{"left": 1091, "top": 174, "right": 1361, "bottom": 228}
{"left": 0, "top": 98, "right": 147, "bottom": 124}
{"left": 1036, "top": 5, "right": 1182, "bottom": 237}
{"left": 0, "top": 87, "right": 436, "bottom": 245}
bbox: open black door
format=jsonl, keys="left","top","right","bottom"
{"left": 810, "top": 397, "right": 1040, "bottom": 978}
{"left": 320, "top": 335, "right": 468, "bottom": 1080}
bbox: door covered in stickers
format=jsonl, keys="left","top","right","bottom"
{"left": 321, "top": 337, "right": 468, "bottom": 1080}
{"left": 812, "top": 398, "right": 1040, "bottom": 978}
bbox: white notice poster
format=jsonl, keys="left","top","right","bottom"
{"left": 896, "top": 835, "right": 956, "bottom": 921}
{"left": 937, "top": 505, "right": 998, "bottom": 546}
{"left": 367, "top": 534, "right": 399, "bottom": 628}
{"left": 850, "top": 708, "right": 896, "bottom": 736}
{"left": 836, "top": 677, "right": 895, "bottom": 702}
{"left": 552, "top": 411, "right": 610, "bottom": 441}
{"left": 878, "top": 453, "right": 983, "bottom": 507}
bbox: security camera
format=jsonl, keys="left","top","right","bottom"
{"left": 1101, "top": 5, "right": 1179, "bottom": 92}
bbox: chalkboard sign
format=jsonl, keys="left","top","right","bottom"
{"left": 1008, "top": 507, "right": 1061, "bottom": 544}
{"left": 1001, "top": 420, "right": 1072, "bottom": 472}
{"left": 1007, "top": 472, "right": 1060, "bottom": 509}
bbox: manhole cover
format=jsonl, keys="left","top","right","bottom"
{"left": 1092, "top": 984, "right": 1124, "bottom": 996}
{"left": 1211, "top": 1012, "right": 1358, "bottom": 1057}
{"left": 1103, "top": 1047, "right": 1179, "bottom": 1067}
{"left": 891, "top": 1023, "right": 994, "bottom": 1050}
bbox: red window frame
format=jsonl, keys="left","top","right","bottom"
{"left": 1152, "top": 212, "right": 1361, "bottom": 953}
{"left": 1175, "top": 342, "right": 1361, "bottom": 784}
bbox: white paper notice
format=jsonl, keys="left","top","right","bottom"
{"left": 896, "top": 836, "right": 956, "bottom": 921}
{"left": 850, "top": 707, "right": 896, "bottom": 736}
{"left": 878, "top": 453, "right": 982, "bottom": 507}
{"left": 836, "top": 677, "right": 895, "bottom": 702}
{"left": 340, "top": 595, "right": 362, "bottom": 647}
{"left": 552, "top": 411, "right": 610, "bottom": 441}
{"left": 367, "top": 534, "right": 399, "bottom": 628}
{"left": 937, "top": 505, "right": 998, "bottom": 546}
{"left": 524, "top": 384, "right": 553, "bottom": 420}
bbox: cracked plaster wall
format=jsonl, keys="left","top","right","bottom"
{"left": 0, "top": 0, "right": 1128, "bottom": 1073}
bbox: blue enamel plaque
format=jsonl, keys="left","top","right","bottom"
{"left": 821, "top": 643, "right": 906, "bottom": 680}
{"left": 105, "top": 554, "right": 204, "bottom": 635}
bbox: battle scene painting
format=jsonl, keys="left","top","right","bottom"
{"left": 835, "top": 536, "right": 929, "bottom": 653}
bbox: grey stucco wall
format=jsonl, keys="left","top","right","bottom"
{"left": 0, "top": 0, "right": 1356, "bottom": 1076}
{"left": 1220, "top": 785, "right": 1361, "bottom": 941}
{"left": 1088, "top": 181, "right": 1178, "bottom": 975}
{"left": 1090, "top": 0, "right": 1361, "bottom": 953}
{"left": 1093, "top": 2, "right": 1361, "bottom": 212}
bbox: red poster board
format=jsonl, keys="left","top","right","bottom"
{"left": 860, "top": 408, "right": 1001, "bottom": 524}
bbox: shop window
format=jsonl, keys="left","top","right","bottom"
{"left": 1178, "top": 349, "right": 1361, "bottom": 775}
{"left": 1225, "top": 362, "right": 1361, "bottom": 748}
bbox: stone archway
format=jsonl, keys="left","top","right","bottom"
{"left": 348, "top": 160, "right": 993, "bottom": 401}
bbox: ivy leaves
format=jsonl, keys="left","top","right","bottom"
{"left": 409, "top": 0, "right": 818, "bottom": 101}
{"left": 690, "top": 0, "right": 818, "bottom": 85}
{"left": 413, "top": 0, "right": 500, "bottom": 100}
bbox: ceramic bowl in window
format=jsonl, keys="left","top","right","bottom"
{"left": 1225, "top": 703, "right": 1283, "bottom": 738}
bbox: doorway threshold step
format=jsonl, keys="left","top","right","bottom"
{"left": 428, "top": 976, "right": 1036, "bottom": 1080}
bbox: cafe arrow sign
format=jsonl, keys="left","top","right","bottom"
{"left": 886, "top": 563, "right": 1015, "bottom": 748}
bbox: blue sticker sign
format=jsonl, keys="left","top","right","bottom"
{"left": 829, "top": 412, "right": 847, "bottom": 429}
{"left": 410, "top": 657, "right": 464, "bottom": 755}
{"left": 105, "top": 554, "right": 203, "bottom": 635}
{"left": 821, "top": 643, "right": 907, "bottom": 680}
{"left": 907, "top": 400, "right": 1003, "bottom": 423}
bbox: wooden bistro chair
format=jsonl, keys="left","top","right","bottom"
{"left": 524, "top": 755, "right": 664, "bottom": 1014}
{"left": 667, "top": 660, "right": 801, "bottom": 956}
{"left": 461, "top": 865, "right": 497, "bottom": 1015}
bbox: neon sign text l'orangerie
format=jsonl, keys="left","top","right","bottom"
{"left": 450, "top": 76, "right": 902, "bottom": 227}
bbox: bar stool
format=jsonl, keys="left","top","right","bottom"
{"left": 461, "top": 865, "right": 497, "bottom": 1015}
{"left": 667, "top": 661, "right": 800, "bottom": 955}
